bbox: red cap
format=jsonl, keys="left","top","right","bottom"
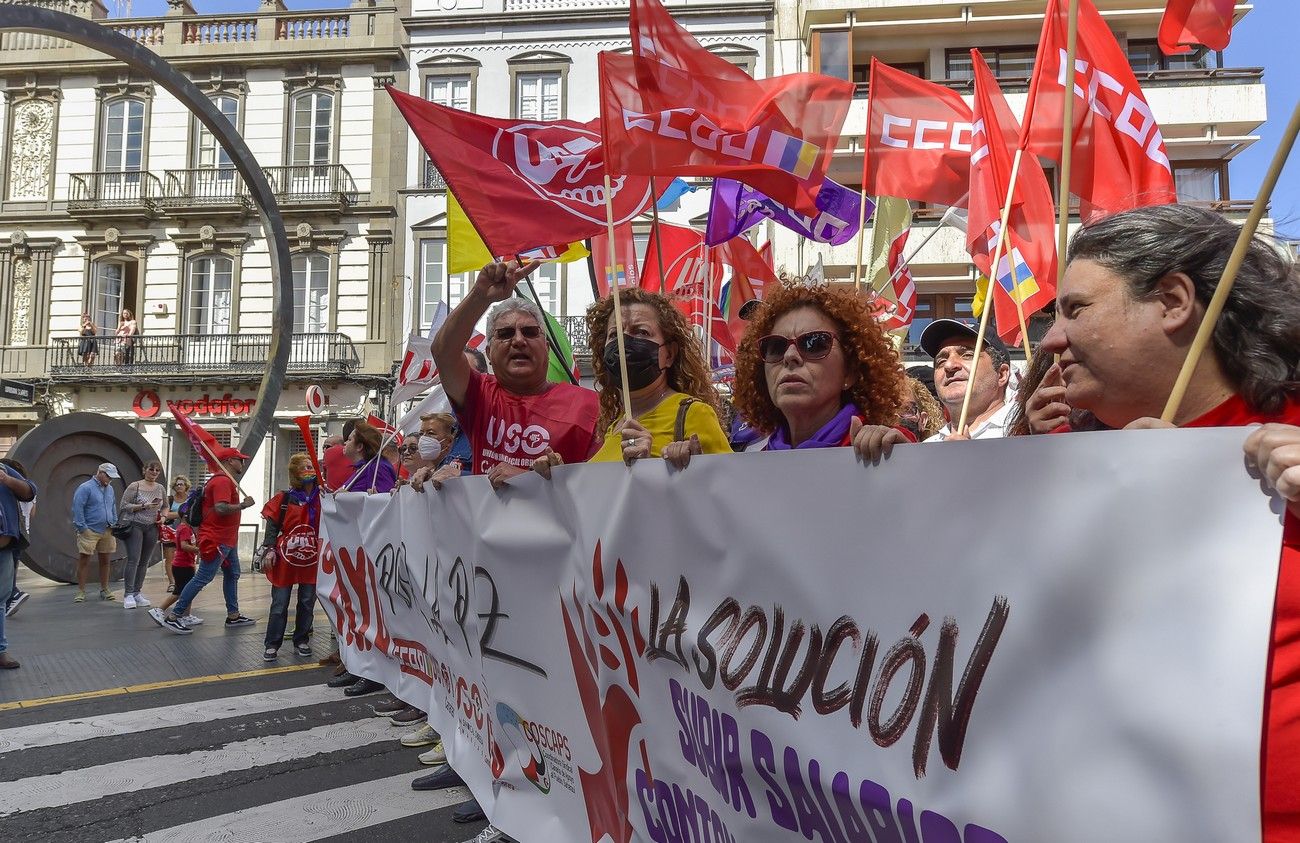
{"left": 215, "top": 446, "right": 251, "bottom": 462}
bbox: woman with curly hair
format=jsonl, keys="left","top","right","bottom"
{"left": 730, "top": 282, "right": 912, "bottom": 459}
{"left": 533, "top": 287, "right": 729, "bottom": 475}
{"left": 900, "top": 377, "right": 945, "bottom": 440}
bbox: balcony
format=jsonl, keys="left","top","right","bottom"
{"left": 160, "top": 168, "right": 254, "bottom": 219}
{"left": 560, "top": 316, "right": 592, "bottom": 359}
{"left": 423, "top": 160, "right": 447, "bottom": 191}
{"left": 48, "top": 332, "right": 361, "bottom": 382}
{"left": 264, "top": 165, "right": 358, "bottom": 215}
{"left": 67, "top": 171, "right": 162, "bottom": 221}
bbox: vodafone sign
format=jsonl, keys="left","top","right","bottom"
{"left": 133, "top": 390, "right": 256, "bottom": 419}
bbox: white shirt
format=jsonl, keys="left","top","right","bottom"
{"left": 926, "top": 402, "right": 1012, "bottom": 443}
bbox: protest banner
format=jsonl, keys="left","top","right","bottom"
{"left": 320, "top": 429, "right": 1283, "bottom": 842}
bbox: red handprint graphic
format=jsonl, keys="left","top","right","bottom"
{"left": 561, "top": 542, "right": 648, "bottom": 843}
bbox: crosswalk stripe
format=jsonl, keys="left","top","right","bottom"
{"left": 0, "top": 683, "right": 349, "bottom": 753}
{"left": 102, "top": 771, "right": 470, "bottom": 843}
{"left": 0, "top": 716, "right": 413, "bottom": 817}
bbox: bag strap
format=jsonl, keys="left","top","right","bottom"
{"left": 262, "top": 491, "right": 292, "bottom": 547}
{"left": 673, "top": 397, "right": 697, "bottom": 443}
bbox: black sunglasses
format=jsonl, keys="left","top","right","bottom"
{"left": 757, "top": 331, "right": 838, "bottom": 364}
{"left": 493, "top": 325, "right": 542, "bottom": 341}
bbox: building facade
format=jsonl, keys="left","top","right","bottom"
{"left": 0, "top": 0, "right": 406, "bottom": 527}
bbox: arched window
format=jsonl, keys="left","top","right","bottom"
{"left": 187, "top": 255, "right": 234, "bottom": 334}
{"left": 195, "top": 95, "right": 239, "bottom": 170}
{"left": 292, "top": 253, "right": 330, "bottom": 332}
{"left": 102, "top": 98, "right": 145, "bottom": 173}
{"left": 290, "top": 91, "right": 333, "bottom": 167}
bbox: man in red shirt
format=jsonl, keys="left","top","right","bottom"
{"left": 431, "top": 260, "right": 599, "bottom": 489}
{"left": 160, "top": 446, "right": 257, "bottom": 635}
{"left": 1040, "top": 203, "right": 1300, "bottom": 840}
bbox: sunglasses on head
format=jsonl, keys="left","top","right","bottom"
{"left": 493, "top": 325, "right": 542, "bottom": 341}
{"left": 757, "top": 331, "right": 838, "bottom": 364}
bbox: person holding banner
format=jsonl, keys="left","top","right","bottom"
{"left": 728, "top": 283, "right": 911, "bottom": 459}
{"left": 1039, "top": 203, "right": 1300, "bottom": 837}
{"left": 920, "top": 319, "right": 1012, "bottom": 442}
{"left": 533, "top": 288, "right": 728, "bottom": 474}
{"left": 429, "top": 260, "right": 599, "bottom": 489}
{"left": 338, "top": 421, "right": 396, "bottom": 494}
{"left": 260, "top": 454, "right": 321, "bottom": 662}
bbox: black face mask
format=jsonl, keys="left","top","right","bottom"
{"left": 602, "top": 334, "right": 663, "bottom": 392}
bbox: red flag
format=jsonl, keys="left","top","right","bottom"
{"left": 874, "top": 229, "right": 917, "bottom": 331}
{"left": 711, "top": 235, "right": 777, "bottom": 343}
{"left": 589, "top": 221, "right": 641, "bottom": 297}
{"left": 388, "top": 86, "right": 657, "bottom": 257}
{"left": 864, "top": 59, "right": 974, "bottom": 208}
{"left": 598, "top": 51, "right": 852, "bottom": 216}
{"left": 293, "top": 415, "right": 325, "bottom": 486}
{"left": 641, "top": 222, "right": 710, "bottom": 294}
{"left": 758, "top": 241, "right": 774, "bottom": 272}
{"left": 969, "top": 50, "right": 1057, "bottom": 344}
{"left": 1023, "top": 0, "right": 1178, "bottom": 219}
{"left": 1159, "top": 0, "right": 1235, "bottom": 54}
{"left": 365, "top": 413, "right": 401, "bottom": 445}
{"left": 167, "top": 401, "right": 222, "bottom": 473}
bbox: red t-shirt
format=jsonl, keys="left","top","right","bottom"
{"left": 198, "top": 474, "right": 241, "bottom": 557}
{"left": 323, "top": 443, "right": 354, "bottom": 492}
{"left": 456, "top": 369, "right": 599, "bottom": 475}
{"left": 1183, "top": 394, "right": 1300, "bottom": 839}
{"left": 172, "top": 523, "right": 197, "bottom": 569}
{"left": 261, "top": 492, "right": 321, "bottom": 587}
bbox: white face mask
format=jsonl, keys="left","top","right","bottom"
{"left": 418, "top": 435, "right": 443, "bottom": 461}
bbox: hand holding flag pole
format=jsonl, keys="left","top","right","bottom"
{"left": 1161, "top": 98, "right": 1300, "bottom": 423}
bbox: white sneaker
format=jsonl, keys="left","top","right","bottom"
{"left": 147, "top": 607, "right": 164, "bottom": 627}
{"left": 182, "top": 614, "right": 204, "bottom": 626}
{"left": 134, "top": 593, "right": 151, "bottom": 607}
{"left": 418, "top": 741, "right": 446, "bottom": 766}
{"left": 400, "top": 722, "right": 438, "bottom": 747}
{"left": 123, "top": 594, "right": 137, "bottom": 609}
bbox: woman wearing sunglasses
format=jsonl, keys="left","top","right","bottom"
{"left": 534, "top": 288, "right": 729, "bottom": 475}
{"left": 730, "top": 283, "right": 912, "bottom": 458}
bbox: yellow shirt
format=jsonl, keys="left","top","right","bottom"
{"left": 590, "top": 392, "right": 731, "bottom": 462}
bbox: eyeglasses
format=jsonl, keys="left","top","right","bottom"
{"left": 493, "top": 325, "right": 542, "bottom": 341}
{"left": 757, "top": 331, "right": 838, "bottom": 364}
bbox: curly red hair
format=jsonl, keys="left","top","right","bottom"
{"left": 733, "top": 284, "right": 905, "bottom": 435}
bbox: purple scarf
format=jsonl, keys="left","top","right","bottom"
{"left": 765, "top": 403, "right": 860, "bottom": 450}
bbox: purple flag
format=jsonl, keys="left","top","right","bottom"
{"left": 705, "top": 177, "right": 872, "bottom": 246}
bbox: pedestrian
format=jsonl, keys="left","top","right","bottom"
{"left": 0, "top": 457, "right": 36, "bottom": 669}
{"left": 78, "top": 313, "right": 98, "bottom": 367}
{"left": 119, "top": 459, "right": 165, "bottom": 609}
{"left": 72, "top": 463, "right": 119, "bottom": 603}
{"left": 2, "top": 458, "right": 33, "bottom": 619}
{"left": 157, "top": 447, "right": 256, "bottom": 634}
{"left": 113, "top": 308, "right": 138, "bottom": 366}
{"left": 159, "top": 474, "right": 192, "bottom": 594}
{"left": 260, "top": 454, "right": 321, "bottom": 661}
{"left": 148, "top": 519, "right": 203, "bottom": 628}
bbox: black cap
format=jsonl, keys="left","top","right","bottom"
{"left": 918, "top": 318, "right": 1009, "bottom": 359}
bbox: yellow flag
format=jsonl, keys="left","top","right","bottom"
{"left": 971, "top": 275, "right": 991, "bottom": 318}
{"left": 447, "top": 192, "right": 590, "bottom": 274}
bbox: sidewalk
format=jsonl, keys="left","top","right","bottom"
{"left": 0, "top": 563, "right": 331, "bottom": 706}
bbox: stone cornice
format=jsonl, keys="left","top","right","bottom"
{"left": 401, "top": 1, "right": 772, "bottom": 29}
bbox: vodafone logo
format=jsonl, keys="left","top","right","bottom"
{"left": 133, "top": 389, "right": 161, "bottom": 419}
{"left": 486, "top": 417, "right": 551, "bottom": 457}
{"left": 491, "top": 122, "right": 651, "bottom": 226}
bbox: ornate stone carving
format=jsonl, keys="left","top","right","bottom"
{"left": 295, "top": 222, "right": 314, "bottom": 250}
{"left": 10, "top": 259, "right": 31, "bottom": 347}
{"left": 199, "top": 224, "right": 217, "bottom": 251}
{"left": 7, "top": 99, "right": 54, "bottom": 201}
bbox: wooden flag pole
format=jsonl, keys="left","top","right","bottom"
{"left": 1055, "top": 0, "right": 1081, "bottom": 287}
{"left": 853, "top": 186, "right": 870, "bottom": 290}
{"left": 703, "top": 245, "right": 715, "bottom": 359}
{"left": 1001, "top": 149, "right": 1034, "bottom": 363}
{"left": 650, "top": 185, "right": 669, "bottom": 295}
{"left": 1161, "top": 98, "right": 1300, "bottom": 423}
{"left": 603, "top": 174, "right": 635, "bottom": 419}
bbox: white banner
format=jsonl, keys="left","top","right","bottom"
{"left": 319, "top": 428, "right": 1283, "bottom": 842}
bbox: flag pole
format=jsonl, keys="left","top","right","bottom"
{"left": 603, "top": 174, "right": 635, "bottom": 419}
{"left": 874, "top": 206, "right": 958, "bottom": 294}
{"left": 1055, "top": 0, "right": 1080, "bottom": 287}
{"left": 650, "top": 184, "right": 669, "bottom": 294}
{"left": 1002, "top": 148, "right": 1034, "bottom": 363}
{"left": 703, "top": 245, "right": 715, "bottom": 364}
{"left": 517, "top": 282, "right": 580, "bottom": 386}
{"left": 1161, "top": 98, "right": 1300, "bottom": 423}
{"left": 853, "top": 186, "right": 870, "bottom": 290}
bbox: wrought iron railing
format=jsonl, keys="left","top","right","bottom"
{"left": 68, "top": 170, "right": 163, "bottom": 211}
{"left": 263, "top": 164, "right": 357, "bottom": 205}
{"left": 560, "top": 316, "right": 591, "bottom": 356}
{"left": 161, "top": 168, "right": 252, "bottom": 208}
{"left": 49, "top": 332, "right": 360, "bottom": 379}
{"left": 423, "top": 159, "right": 447, "bottom": 191}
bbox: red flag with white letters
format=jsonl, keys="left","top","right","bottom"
{"left": 1159, "top": 0, "right": 1235, "bottom": 54}
{"left": 640, "top": 221, "right": 709, "bottom": 294}
{"left": 863, "top": 59, "right": 974, "bottom": 208}
{"left": 1023, "top": 0, "right": 1178, "bottom": 219}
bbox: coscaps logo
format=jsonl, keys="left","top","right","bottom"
{"left": 492, "top": 122, "right": 653, "bottom": 226}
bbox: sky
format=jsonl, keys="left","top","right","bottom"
{"left": 122, "top": 0, "right": 1298, "bottom": 231}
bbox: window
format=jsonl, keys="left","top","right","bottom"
{"left": 1127, "top": 39, "right": 1217, "bottom": 73}
{"left": 516, "top": 72, "right": 561, "bottom": 121}
{"left": 187, "top": 256, "right": 233, "bottom": 333}
{"left": 531, "top": 261, "right": 559, "bottom": 314}
{"left": 907, "top": 293, "right": 974, "bottom": 347}
{"left": 292, "top": 253, "right": 330, "bottom": 332}
{"left": 815, "top": 30, "right": 852, "bottom": 82}
{"left": 102, "top": 99, "right": 145, "bottom": 173}
{"left": 290, "top": 92, "right": 333, "bottom": 167}
{"left": 90, "top": 261, "right": 137, "bottom": 334}
{"left": 419, "top": 238, "right": 473, "bottom": 330}
{"left": 196, "top": 95, "right": 239, "bottom": 170}
{"left": 946, "top": 47, "right": 1037, "bottom": 81}
{"left": 1174, "top": 165, "right": 1223, "bottom": 202}
{"left": 426, "top": 75, "right": 471, "bottom": 110}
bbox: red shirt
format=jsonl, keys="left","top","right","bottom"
{"left": 323, "top": 444, "right": 354, "bottom": 492}
{"left": 198, "top": 473, "right": 241, "bottom": 558}
{"left": 260, "top": 492, "right": 320, "bottom": 587}
{"left": 456, "top": 369, "right": 599, "bottom": 475}
{"left": 1184, "top": 394, "right": 1300, "bottom": 839}
{"left": 172, "top": 523, "right": 196, "bottom": 568}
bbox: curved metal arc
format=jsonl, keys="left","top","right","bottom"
{"left": 0, "top": 4, "right": 293, "bottom": 459}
